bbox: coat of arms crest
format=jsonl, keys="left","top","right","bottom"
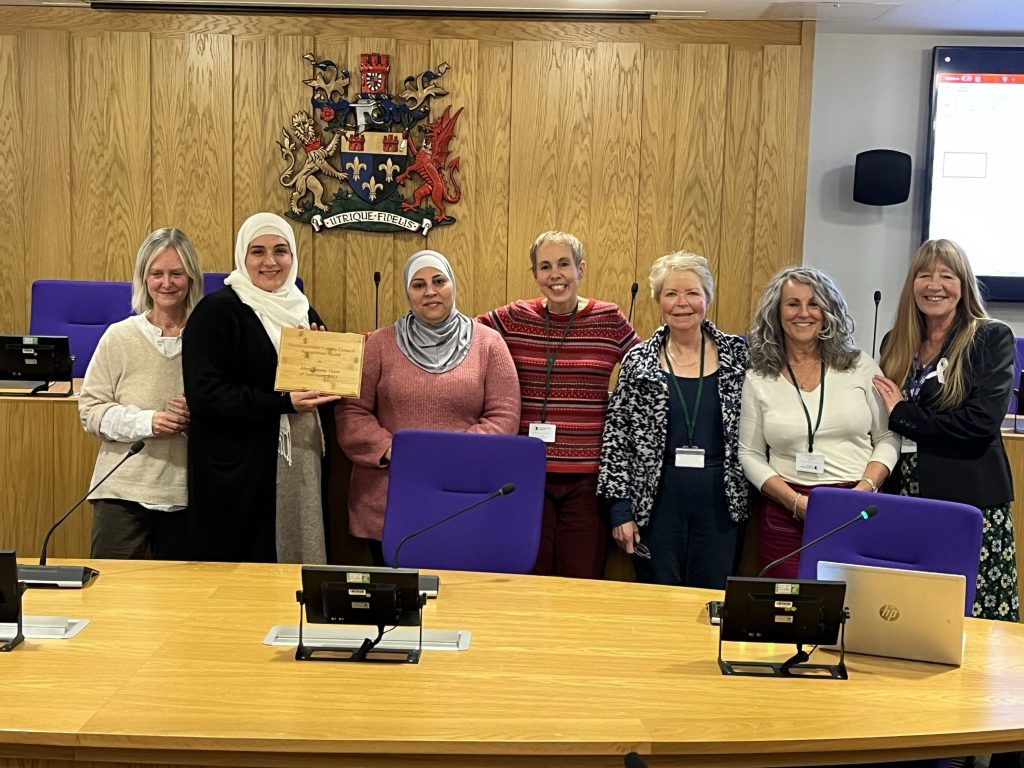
{"left": 277, "top": 52, "right": 464, "bottom": 235}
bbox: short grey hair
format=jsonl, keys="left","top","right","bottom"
{"left": 748, "top": 265, "right": 858, "bottom": 376}
{"left": 131, "top": 228, "right": 204, "bottom": 315}
{"left": 529, "top": 231, "right": 584, "bottom": 272}
{"left": 649, "top": 251, "right": 714, "bottom": 303}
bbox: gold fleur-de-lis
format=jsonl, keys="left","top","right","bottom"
{"left": 345, "top": 156, "right": 367, "bottom": 177}
{"left": 378, "top": 158, "right": 401, "bottom": 183}
{"left": 362, "top": 176, "right": 383, "bottom": 201}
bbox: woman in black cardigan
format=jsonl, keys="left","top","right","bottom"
{"left": 874, "top": 238, "right": 1018, "bottom": 622}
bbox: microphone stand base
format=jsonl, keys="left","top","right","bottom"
{"left": 17, "top": 565, "right": 100, "bottom": 589}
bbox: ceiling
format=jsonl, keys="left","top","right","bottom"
{"left": 7, "top": 0, "right": 1024, "bottom": 36}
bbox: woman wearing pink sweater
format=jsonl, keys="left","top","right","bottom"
{"left": 336, "top": 250, "right": 521, "bottom": 561}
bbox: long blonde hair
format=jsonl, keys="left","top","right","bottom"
{"left": 879, "top": 239, "right": 989, "bottom": 410}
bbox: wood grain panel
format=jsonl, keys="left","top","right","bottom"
{"left": 21, "top": 30, "right": 71, "bottom": 282}
{"left": 0, "top": 35, "right": 26, "bottom": 334}
{"left": 750, "top": 44, "right": 803, "bottom": 299}
{"left": 508, "top": 41, "right": 562, "bottom": 303}
{"left": 70, "top": 32, "right": 150, "bottom": 282}
{"left": 717, "top": 46, "right": 763, "bottom": 335}
{"left": 151, "top": 33, "right": 233, "bottom": 274}
{"left": 1006, "top": 432, "right": 1024, "bottom": 613}
{"left": 672, "top": 44, "right": 728, "bottom": 275}
{"left": 588, "top": 42, "right": 643, "bottom": 316}
{"left": 3, "top": 9, "right": 804, "bottom": 46}
{"left": 422, "top": 38, "right": 480, "bottom": 316}
{"left": 633, "top": 46, "right": 681, "bottom": 339}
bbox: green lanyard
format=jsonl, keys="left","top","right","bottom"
{"left": 784, "top": 358, "right": 825, "bottom": 453}
{"left": 540, "top": 306, "right": 578, "bottom": 423}
{"left": 662, "top": 335, "right": 705, "bottom": 448}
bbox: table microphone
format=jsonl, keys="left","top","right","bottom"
{"left": 18, "top": 440, "right": 146, "bottom": 588}
{"left": 392, "top": 482, "right": 516, "bottom": 569}
{"left": 373, "top": 270, "right": 382, "bottom": 329}
{"left": 627, "top": 282, "right": 639, "bottom": 324}
{"left": 758, "top": 504, "right": 879, "bottom": 578}
{"left": 871, "top": 290, "right": 882, "bottom": 358}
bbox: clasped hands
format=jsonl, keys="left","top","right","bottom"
{"left": 153, "top": 393, "right": 190, "bottom": 435}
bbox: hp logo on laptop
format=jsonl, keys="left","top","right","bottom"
{"left": 879, "top": 604, "right": 901, "bottom": 622}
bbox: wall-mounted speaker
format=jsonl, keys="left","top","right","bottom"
{"left": 853, "top": 149, "right": 912, "bottom": 206}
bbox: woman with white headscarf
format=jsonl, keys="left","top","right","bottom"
{"left": 183, "top": 212, "right": 339, "bottom": 563}
{"left": 336, "top": 249, "right": 521, "bottom": 562}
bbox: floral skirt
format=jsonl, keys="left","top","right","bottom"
{"left": 898, "top": 452, "right": 1020, "bottom": 622}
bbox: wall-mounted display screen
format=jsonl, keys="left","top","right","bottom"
{"left": 925, "top": 46, "right": 1024, "bottom": 302}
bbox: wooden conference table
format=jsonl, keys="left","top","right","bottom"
{"left": 3, "top": 560, "right": 1024, "bottom": 768}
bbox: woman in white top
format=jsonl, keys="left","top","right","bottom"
{"left": 738, "top": 266, "right": 900, "bottom": 577}
{"left": 78, "top": 228, "right": 203, "bottom": 559}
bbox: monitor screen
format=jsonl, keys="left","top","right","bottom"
{"left": 719, "top": 577, "right": 847, "bottom": 646}
{"left": 0, "top": 335, "right": 72, "bottom": 381}
{"left": 925, "top": 46, "right": 1024, "bottom": 302}
{"left": 300, "top": 565, "right": 421, "bottom": 628}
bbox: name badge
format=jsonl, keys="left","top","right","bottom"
{"left": 675, "top": 447, "right": 705, "bottom": 468}
{"left": 900, "top": 436, "right": 918, "bottom": 454}
{"left": 795, "top": 451, "right": 826, "bottom": 474}
{"left": 528, "top": 422, "right": 557, "bottom": 443}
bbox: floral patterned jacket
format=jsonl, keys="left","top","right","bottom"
{"left": 597, "top": 320, "right": 752, "bottom": 527}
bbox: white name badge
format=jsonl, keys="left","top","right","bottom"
{"left": 675, "top": 447, "right": 705, "bottom": 468}
{"left": 795, "top": 451, "right": 826, "bottom": 474}
{"left": 900, "top": 436, "right": 918, "bottom": 454}
{"left": 528, "top": 422, "right": 557, "bottom": 443}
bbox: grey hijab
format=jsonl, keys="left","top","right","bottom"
{"left": 394, "top": 250, "right": 474, "bottom": 373}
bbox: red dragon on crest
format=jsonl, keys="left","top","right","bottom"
{"left": 396, "top": 106, "right": 464, "bottom": 222}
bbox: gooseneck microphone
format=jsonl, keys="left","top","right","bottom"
{"left": 871, "top": 290, "right": 882, "bottom": 358}
{"left": 627, "top": 282, "right": 639, "bottom": 324}
{"left": 19, "top": 440, "right": 146, "bottom": 588}
{"left": 392, "top": 482, "right": 516, "bottom": 568}
{"left": 373, "top": 270, "right": 382, "bottom": 329}
{"left": 758, "top": 504, "right": 879, "bottom": 578}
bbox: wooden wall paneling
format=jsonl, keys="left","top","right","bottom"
{"left": 3, "top": 9, "right": 804, "bottom": 47}
{"left": 587, "top": 43, "right": 643, "bottom": 318}
{"left": 423, "top": 39, "right": 480, "bottom": 317}
{"left": 0, "top": 36, "right": 26, "bottom": 334}
{"left": 337, "top": 36, "right": 399, "bottom": 334}
{"left": 50, "top": 404, "right": 100, "bottom": 558}
{"left": 717, "top": 47, "right": 763, "bottom": 335}
{"left": 508, "top": 41, "right": 565, "bottom": 303}
{"left": 671, "top": 44, "right": 729, "bottom": 305}
{"left": 750, "top": 44, "right": 803, "bottom": 297}
{"left": 472, "top": 41, "right": 513, "bottom": 317}
{"left": 21, "top": 30, "right": 71, "bottom": 283}
{"left": 633, "top": 46, "right": 681, "bottom": 340}
{"left": 791, "top": 22, "right": 816, "bottom": 262}
{"left": 1006, "top": 436, "right": 1024, "bottom": 612}
{"left": 71, "top": 31, "right": 151, "bottom": 282}
{"left": 232, "top": 35, "right": 316, "bottom": 312}
{"left": 151, "top": 33, "right": 233, "bottom": 276}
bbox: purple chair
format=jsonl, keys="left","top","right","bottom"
{"left": 203, "top": 272, "right": 304, "bottom": 295}
{"left": 29, "top": 280, "right": 133, "bottom": 378}
{"left": 796, "top": 487, "right": 982, "bottom": 616}
{"left": 381, "top": 429, "right": 546, "bottom": 573}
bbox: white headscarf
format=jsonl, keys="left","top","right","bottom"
{"left": 394, "top": 250, "right": 474, "bottom": 374}
{"left": 224, "top": 212, "right": 310, "bottom": 352}
{"left": 224, "top": 212, "right": 314, "bottom": 465}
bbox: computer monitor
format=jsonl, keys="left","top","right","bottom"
{"left": 0, "top": 335, "right": 72, "bottom": 385}
{"left": 720, "top": 577, "right": 847, "bottom": 646}
{"left": 300, "top": 565, "right": 422, "bottom": 628}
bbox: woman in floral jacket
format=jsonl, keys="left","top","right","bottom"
{"left": 598, "top": 252, "right": 751, "bottom": 588}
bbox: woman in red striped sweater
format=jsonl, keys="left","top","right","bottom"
{"left": 478, "top": 231, "right": 638, "bottom": 579}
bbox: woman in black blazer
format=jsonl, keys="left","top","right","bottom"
{"left": 873, "top": 238, "right": 1018, "bottom": 622}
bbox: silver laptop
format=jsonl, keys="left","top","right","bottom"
{"left": 816, "top": 561, "right": 966, "bottom": 666}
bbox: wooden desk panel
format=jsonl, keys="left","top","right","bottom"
{"left": 1004, "top": 430, "right": 1024, "bottom": 611}
{"left": 2, "top": 561, "right": 1024, "bottom": 768}
{"left": 0, "top": 393, "right": 96, "bottom": 559}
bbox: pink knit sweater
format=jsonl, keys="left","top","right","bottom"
{"left": 335, "top": 323, "right": 521, "bottom": 540}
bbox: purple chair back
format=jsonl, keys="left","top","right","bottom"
{"left": 29, "top": 280, "right": 133, "bottom": 378}
{"left": 796, "top": 487, "right": 982, "bottom": 616}
{"left": 381, "top": 429, "right": 546, "bottom": 573}
{"left": 203, "top": 272, "right": 304, "bottom": 294}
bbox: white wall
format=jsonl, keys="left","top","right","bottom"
{"left": 804, "top": 32, "right": 1024, "bottom": 352}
